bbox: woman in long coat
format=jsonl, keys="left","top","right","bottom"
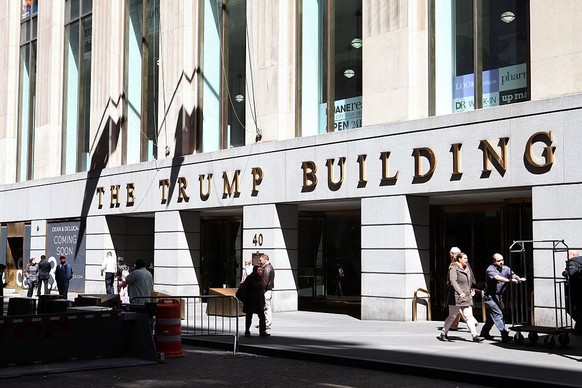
{"left": 238, "top": 265, "right": 269, "bottom": 337}
{"left": 439, "top": 253, "right": 483, "bottom": 342}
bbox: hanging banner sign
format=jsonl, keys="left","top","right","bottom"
{"left": 46, "top": 221, "right": 86, "bottom": 292}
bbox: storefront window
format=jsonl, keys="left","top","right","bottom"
{"left": 300, "top": 0, "right": 362, "bottom": 136}
{"left": 125, "top": 0, "right": 159, "bottom": 163}
{"left": 432, "top": 0, "right": 529, "bottom": 115}
{"left": 63, "top": 0, "right": 92, "bottom": 174}
{"left": 17, "top": 0, "right": 39, "bottom": 181}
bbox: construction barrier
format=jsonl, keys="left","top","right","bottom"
{"left": 7, "top": 298, "right": 36, "bottom": 316}
{"left": 132, "top": 294, "right": 240, "bottom": 354}
{"left": 0, "top": 310, "right": 157, "bottom": 367}
{"left": 154, "top": 299, "right": 183, "bottom": 358}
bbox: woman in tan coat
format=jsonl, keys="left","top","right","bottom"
{"left": 438, "top": 253, "right": 484, "bottom": 342}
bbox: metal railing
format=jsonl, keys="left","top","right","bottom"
{"left": 412, "top": 288, "right": 431, "bottom": 321}
{"left": 131, "top": 295, "right": 242, "bottom": 354}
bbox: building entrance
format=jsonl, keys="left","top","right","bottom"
{"left": 430, "top": 202, "right": 532, "bottom": 321}
{"left": 3, "top": 222, "right": 29, "bottom": 293}
{"left": 200, "top": 219, "right": 242, "bottom": 294}
{"left": 298, "top": 212, "right": 361, "bottom": 317}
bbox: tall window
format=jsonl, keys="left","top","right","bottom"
{"left": 63, "top": 0, "right": 92, "bottom": 174}
{"left": 299, "top": 0, "right": 362, "bottom": 136}
{"left": 125, "top": 0, "right": 159, "bottom": 163}
{"left": 17, "top": 0, "right": 39, "bottom": 181}
{"left": 431, "top": 0, "right": 530, "bottom": 115}
{"left": 201, "top": 0, "right": 246, "bottom": 153}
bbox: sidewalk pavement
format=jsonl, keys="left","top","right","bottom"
{"left": 3, "top": 290, "right": 581, "bottom": 386}
{"left": 184, "top": 311, "right": 582, "bottom": 387}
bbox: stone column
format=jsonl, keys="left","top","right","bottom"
{"left": 34, "top": 0, "right": 65, "bottom": 178}
{"left": 363, "top": 0, "right": 428, "bottom": 125}
{"left": 243, "top": 204, "right": 298, "bottom": 312}
{"left": 361, "top": 195, "right": 430, "bottom": 321}
{"left": 0, "top": 1, "right": 20, "bottom": 183}
{"left": 154, "top": 210, "right": 201, "bottom": 296}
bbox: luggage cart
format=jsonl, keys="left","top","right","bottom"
{"left": 507, "top": 240, "right": 572, "bottom": 348}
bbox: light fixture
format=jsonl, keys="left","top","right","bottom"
{"left": 343, "top": 69, "right": 355, "bottom": 79}
{"left": 344, "top": 45, "right": 355, "bottom": 78}
{"left": 351, "top": 10, "right": 362, "bottom": 49}
{"left": 500, "top": 11, "right": 515, "bottom": 23}
{"left": 234, "top": 73, "right": 244, "bottom": 103}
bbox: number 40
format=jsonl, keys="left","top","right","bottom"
{"left": 253, "top": 233, "right": 263, "bottom": 246}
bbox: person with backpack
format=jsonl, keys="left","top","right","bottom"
{"left": 237, "top": 265, "right": 269, "bottom": 338}
{"left": 563, "top": 250, "right": 582, "bottom": 335}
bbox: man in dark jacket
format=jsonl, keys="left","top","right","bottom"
{"left": 55, "top": 255, "right": 73, "bottom": 300}
{"left": 564, "top": 250, "right": 582, "bottom": 334}
{"left": 37, "top": 255, "right": 52, "bottom": 296}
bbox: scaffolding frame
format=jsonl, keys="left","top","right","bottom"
{"left": 507, "top": 239, "right": 572, "bottom": 347}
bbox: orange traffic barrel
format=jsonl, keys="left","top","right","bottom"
{"left": 154, "top": 299, "right": 183, "bottom": 358}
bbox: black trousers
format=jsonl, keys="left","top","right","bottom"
{"left": 245, "top": 310, "right": 266, "bottom": 334}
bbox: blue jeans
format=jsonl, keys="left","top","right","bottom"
{"left": 105, "top": 272, "right": 115, "bottom": 294}
{"left": 481, "top": 295, "right": 509, "bottom": 336}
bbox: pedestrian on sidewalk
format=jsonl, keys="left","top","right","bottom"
{"left": 439, "top": 253, "right": 483, "bottom": 342}
{"left": 37, "top": 255, "right": 51, "bottom": 296}
{"left": 0, "top": 264, "right": 6, "bottom": 316}
{"left": 260, "top": 254, "right": 275, "bottom": 330}
{"left": 563, "top": 250, "right": 582, "bottom": 335}
{"left": 101, "top": 251, "right": 117, "bottom": 294}
{"left": 238, "top": 265, "right": 269, "bottom": 338}
{"left": 479, "top": 253, "right": 525, "bottom": 342}
{"left": 123, "top": 259, "right": 153, "bottom": 305}
{"left": 447, "top": 246, "right": 462, "bottom": 331}
{"left": 241, "top": 258, "right": 253, "bottom": 283}
{"left": 24, "top": 258, "right": 38, "bottom": 298}
{"left": 116, "top": 257, "right": 130, "bottom": 304}
{"left": 55, "top": 255, "right": 73, "bottom": 300}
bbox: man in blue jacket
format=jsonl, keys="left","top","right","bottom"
{"left": 55, "top": 255, "right": 73, "bottom": 300}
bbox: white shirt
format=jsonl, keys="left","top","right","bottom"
{"left": 101, "top": 254, "right": 117, "bottom": 274}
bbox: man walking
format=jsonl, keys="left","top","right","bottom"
{"left": 101, "top": 251, "right": 117, "bottom": 294}
{"left": 37, "top": 255, "right": 52, "bottom": 296}
{"left": 55, "top": 255, "right": 73, "bottom": 300}
{"left": 480, "top": 253, "right": 525, "bottom": 342}
{"left": 260, "top": 254, "right": 275, "bottom": 330}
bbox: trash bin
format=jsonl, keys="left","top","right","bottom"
{"left": 7, "top": 297, "right": 37, "bottom": 316}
